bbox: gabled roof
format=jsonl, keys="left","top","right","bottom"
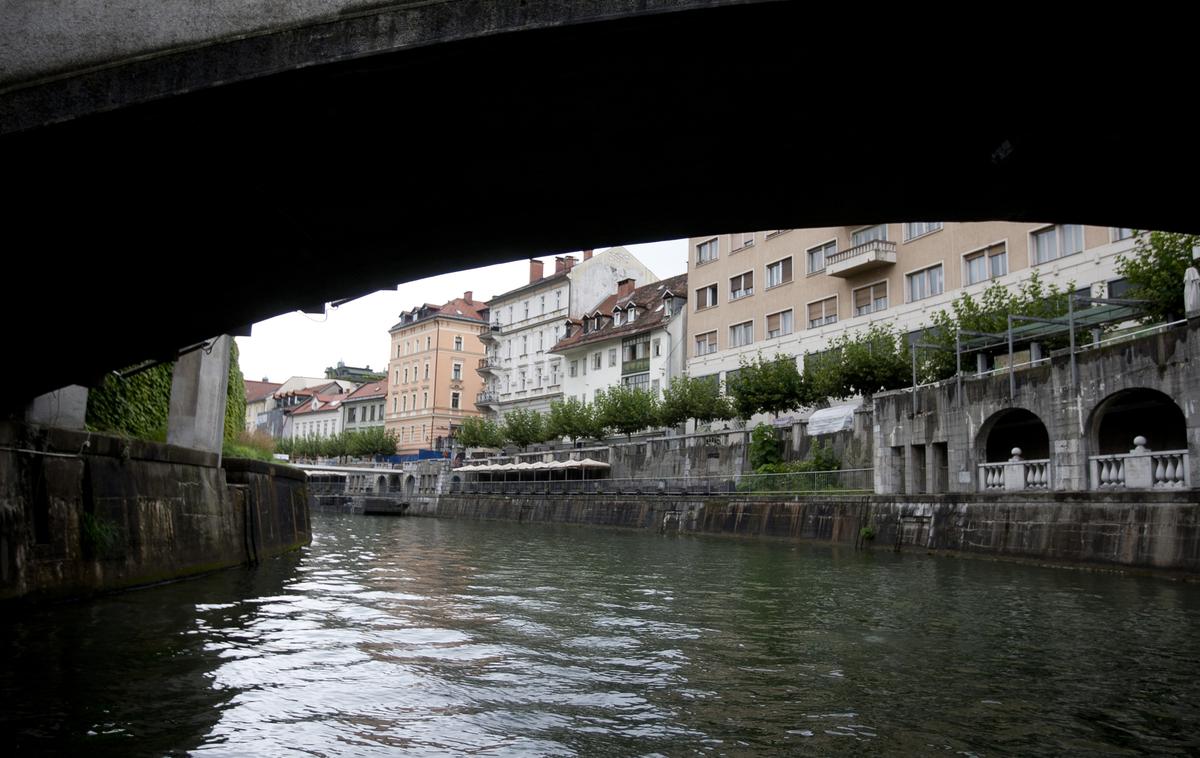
{"left": 343, "top": 381, "right": 387, "bottom": 402}
{"left": 390, "top": 294, "right": 487, "bottom": 331}
{"left": 289, "top": 394, "right": 345, "bottom": 417}
{"left": 245, "top": 380, "right": 281, "bottom": 403}
{"left": 274, "top": 381, "right": 345, "bottom": 400}
{"left": 549, "top": 273, "right": 687, "bottom": 352}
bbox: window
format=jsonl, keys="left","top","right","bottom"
{"left": 451, "top": 392, "right": 460, "bottom": 410}
{"left": 807, "top": 241, "right": 835, "bottom": 274}
{"left": 729, "top": 321, "right": 754, "bottom": 347}
{"left": 853, "top": 282, "right": 888, "bottom": 316}
{"left": 608, "top": 348, "right": 617, "bottom": 367}
{"left": 766, "top": 257, "right": 793, "bottom": 288}
{"left": 907, "top": 264, "right": 944, "bottom": 301}
{"left": 540, "top": 295, "right": 545, "bottom": 314}
{"left": 696, "top": 237, "right": 718, "bottom": 264}
{"left": 695, "top": 331, "right": 717, "bottom": 355}
{"left": 524, "top": 301, "right": 529, "bottom": 319}
{"left": 538, "top": 331, "right": 544, "bottom": 351}
{"left": 729, "top": 271, "right": 754, "bottom": 300}
{"left": 766, "top": 310, "right": 794, "bottom": 338}
{"left": 653, "top": 338, "right": 661, "bottom": 357}
{"left": 851, "top": 224, "right": 888, "bottom": 246}
{"left": 964, "top": 242, "right": 1008, "bottom": 285}
{"left": 1032, "top": 224, "right": 1084, "bottom": 264}
{"left": 522, "top": 335, "right": 527, "bottom": 355}
{"left": 569, "top": 360, "right": 578, "bottom": 377}
{"left": 614, "top": 309, "right": 623, "bottom": 326}
{"left": 592, "top": 352, "right": 602, "bottom": 370}
{"left": 425, "top": 336, "right": 431, "bottom": 350}
{"left": 555, "top": 290, "right": 562, "bottom": 310}
{"left": 369, "top": 405, "right": 376, "bottom": 422}
{"left": 904, "top": 222, "right": 943, "bottom": 241}
{"left": 622, "top": 373, "right": 650, "bottom": 390}
{"left": 396, "top": 345, "right": 401, "bottom": 358}
{"left": 422, "top": 392, "right": 428, "bottom": 408}
{"left": 402, "top": 395, "right": 407, "bottom": 411}
{"left": 696, "top": 284, "right": 718, "bottom": 309}
{"left": 732, "top": 232, "right": 754, "bottom": 251}
{"left": 349, "top": 407, "right": 357, "bottom": 423}
{"left": 423, "top": 362, "right": 430, "bottom": 380}
{"left": 1112, "top": 228, "right": 1136, "bottom": 242}
{"left": 454, "top": 336, "right": 463, "bottom": 351}
{"left": 627, "top": 306, "right": 637, "bottom": 322}
{"left": 403, "top": 368, "right": 409, "bottom": 384}
{"left": 452, "top": 363, "right": 462, "bottom": 381}
{"left": 808, "top": 297, "right": 837, "bottom": 328}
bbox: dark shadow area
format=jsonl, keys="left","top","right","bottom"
{"left": 980, "top": 408, "right": 1050, "bottom": 462}
{"left": 1091, "top": 389, "right": 1187, "bottom": 455}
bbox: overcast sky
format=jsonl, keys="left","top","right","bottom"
{"left": 236, "top": 239, "right": 689, "bottom": 383}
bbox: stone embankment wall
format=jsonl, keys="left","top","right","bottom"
{"left": 0, "top": 422, "right": 310, "bottom": 602}
{"left": 420, "top": 492, "right": 1200, "bottom": 575}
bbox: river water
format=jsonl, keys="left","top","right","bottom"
{"left": 3, "top": 512, "right": 1200, "bottom": 756}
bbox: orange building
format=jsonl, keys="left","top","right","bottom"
{"left": 385, "top": 292, "right": 487, "bottom": 455}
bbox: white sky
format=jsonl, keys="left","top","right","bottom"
{"left": 236, "top": 239, "right": 689, "bottom": 382}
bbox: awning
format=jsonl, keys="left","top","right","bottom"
{"left": 806, "top": 404, "right": 857, "bottom": 435}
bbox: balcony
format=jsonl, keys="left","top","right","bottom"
{"left": 1089, "top": 441, "right": 1190, "bottom": 490}
{"left": 477, "top": 356, "right": 501, "bottom": 375}
{"left": 475, "top": 391, "right": 498, "bottom": 408}
{"left": 478, "top": 321, "right": 501, "bottom": 343}
{"left": 825, "top": 239, "right": 897, "bottom": 278}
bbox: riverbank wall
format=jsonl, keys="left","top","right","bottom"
{"left": 410, "top": 491, "right": 1200, "bottom": 575}
{"left": 0, "top": 422, "right": 311, "bottom": 602}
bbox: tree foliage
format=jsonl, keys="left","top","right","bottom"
{"left": 726, "top": 354, "right": 807, "bottom": 419}
{"left": 1116, "top": 231, "right": 1200, "bottom": 323}
{"left": 458, "top": 416, "right": 505, "bottom": 448}
{"left": 224, "top": 341, "right": 246, "bottom": 443}
{"left": 658, "top": 375, "right": 735, "bottom": 427}
{"left": 502, "top": 408, "right": 545, "bottom": 450}
{"left": 749, "top": 423, "right": 783, "bottom": 469}
{"left": 546, "top": 398, "right": 603, "bottom": 443}
{"left": 803, "top": 323, "right": 910, "bottom": 401}
{"left": 280, "top": 427, "right": 398, "bottom": 460}
{"left": 595, "top": 385, "right": 659, "bottom": 439}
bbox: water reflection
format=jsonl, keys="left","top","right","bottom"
{"left": 4, "top": 513, "right": 1200, "bottom": 756}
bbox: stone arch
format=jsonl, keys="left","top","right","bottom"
{"left": 976, "top": 408, "right": 1050, "bottom": 462}
{"left": 376, "top": 474, "right": 387, "bottom": 492}
{"left": 1088, "top": 388, "right": 1186, "bottom": 455}
{"left": 404, "top": 475, "right": 416, "bottom": 497}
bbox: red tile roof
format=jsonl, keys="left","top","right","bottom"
{"left": 245, "top": 380, "right": 281, "bottom": 403}
{"left": 288, "top": 394, "right": 346, "bottom": 417}
{"left": 344, "top": 381, "right": 387, "bottom": 401}
{"left": 550, "top": 273, "right": 688, "bottom": 352}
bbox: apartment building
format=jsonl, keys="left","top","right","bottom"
{"left": 385, "top": 292, "right": 487, "bottom": 455}
{"left": 686, "top": 223, "right": 1142, "bottom": 385}
{"left": 550, "top": 273, "right": 688, "bottom": 403}
{"left": 340, "top": 380, "right": 387, "bottom": 434}
{"left": 477, "top": 247, "right": 658, "bottom": 418}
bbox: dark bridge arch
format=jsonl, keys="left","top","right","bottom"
{"left": 977, "top": 408, "right": 1050, "bottom": 463}
{"left": 1089, "top": 388, "right": 1186, "bottom": 455}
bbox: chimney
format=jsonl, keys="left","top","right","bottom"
{"left": 617, "top": 278, "right": 636, "bottom": 298}
{"left": 561, "top": 255, "right": 576, "bottom": 273}
{"left": 583, "top": 249, "right": 593, "bottom": 261}
{"left": 554, "top": 256, "right": 567, "bottom": 274}
{"left": 464, "top": 290, "right": 473, "bottom": 303}
{"left": 529, "top": 259, "right": 544, "bottom": 283}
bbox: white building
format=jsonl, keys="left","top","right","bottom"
{"left": 550, "top": 273, "right": 688, "bottom": 403}
{"left": 341, "top": 380, "right": 387, "bottom": 433}
{"left": 477, "top": 247, "right": 658, "bottom": 417}
{"left": 289, "top": 394, "right": 346, "bottom": 440}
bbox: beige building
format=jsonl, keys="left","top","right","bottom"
{"left": 686, "top": 223, "right": 1142, "bottom": 386}
{"left": 385, "top": 292, "right": 487, "bottom": 455}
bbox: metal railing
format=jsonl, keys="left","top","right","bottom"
{"left": 477, "top": 356, "right": 501, "bottom": 371}
{"left": 446, "top": 469, "right": 872, "bottom": 496}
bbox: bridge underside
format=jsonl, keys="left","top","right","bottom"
{"left": 0, "top": 3, "right": 1194, "bottom": 404}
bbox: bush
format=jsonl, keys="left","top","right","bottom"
{"left": 749, "top": 423, "right": 783, "bottom": 469}
{"left": 741, "top": 439, "right": 843, "bottom": 493}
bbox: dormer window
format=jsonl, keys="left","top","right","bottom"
{"left": 614, "top": 310, "right": 623, "bottom": 326}
{"left": 627, "top": 306, "right": 637, "bottom": 322}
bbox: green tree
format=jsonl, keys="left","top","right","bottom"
{"left": 659, "top": 375, "right": 735, "bottom": 427}
{"left": 837, "top": 323, "right": 911, "bottom": 398}
{"left": 725, "top": 354, "right": 807, "bottom": 419}
{"left": 922, "top": 271, "right": 1074, "bottom": 380}
{"left": 546, "top": 397, "right": 594, "bottom": 443}
{"left": 502, "top": 408, "right": 545, "bottom": 450}
{"left": 458, "top": 416, "right": 505, "bottom": 448}
{"left": 224, "top": 341, "right": 246, "bottom": 442}
{"left": 595, "top": 385, "right": 659, "bottom": 439}
{"left": 749, "top": 422, "right": 783, "bottom": 469}
{"left": 1116, "top": 231, "right": 1200, "bottom": 323}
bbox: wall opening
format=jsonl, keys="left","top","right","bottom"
{"left": 1090, "top": 388, "right": 1187, "bottom": 455}
{"left": 978, "top": 408, "right": 1050, "bottom": 462}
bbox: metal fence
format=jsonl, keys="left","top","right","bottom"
{"left": 445, "top": 469, "right": 872, "bottom": 496}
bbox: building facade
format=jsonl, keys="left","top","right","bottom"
{"left": 244, "top": 380, "right": 281, "bottom": 433}
{"left": 550, "top": 274, "right": 688, "bottom": 403}
{"left": 477, "top": 247, "right": 658, "bottom": 418}
{"left": 341, "top": 380, "right": 387, "bottom": 434}
{"left": 385, "top": 292, "right": 487, "bottom": 455}
{"left": 289, "top": 394, "right": 346, "bottom": 440}
{"left": 325, "top": 362, "right": 386, "bottom": 383}
{"left": 686, "top": 223, "right": 1142, "bottom": 387}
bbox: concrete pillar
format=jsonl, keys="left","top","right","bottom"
{"left": 168, "top": 335, "right": 231, "bottom": 458}
{"left": 1030, "top": 342, "right": 1043, "bottom": 363}
{"left": 976, "top": 353, "right": 989, "bottom": 374}
{"left": 25, "top": 385, "right": 89, "bottom": 430}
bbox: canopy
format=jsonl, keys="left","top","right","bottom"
{"left": 806, "top": 404, "right": 857, "bottom": 435}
